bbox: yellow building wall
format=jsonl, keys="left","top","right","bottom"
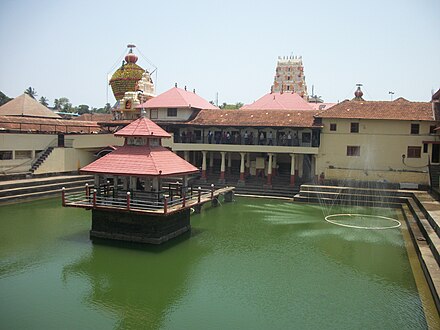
{"left": 154, "top": 108, "right": 194, "bottom": 121}
{"left": 317, "top": 118, "right": 435, "bottom": 184}
{"left": 33, "top": 148, "right": 95, "bottom": 175}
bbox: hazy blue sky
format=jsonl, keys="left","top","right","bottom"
{"left": 0, "top": 0, "right": 439, "bottom": 108}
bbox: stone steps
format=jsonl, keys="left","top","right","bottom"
{"left": 0, "top": 175, "right": 94, "bottom": 204}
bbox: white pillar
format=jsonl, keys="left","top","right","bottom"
{"left": 184, "top": 151, "right": 189, "bottom": 162}
{"left": 290, "top": 154, "right": 296, "bottom": 186}
{"left": 267, "top": 153, "right": 273, "bottom": 185}
{"left": 201, "top": 150, "right": 207, "bottom": 179}
{"left": 227, "top": 152, "right": 232, "bottom": 173}
{"left": 220, "top": 151, "right": 226, "bottom": 181}
{"left": 239, "top": 152, "right": 245, "bottom": 181}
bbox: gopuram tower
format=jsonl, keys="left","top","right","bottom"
{"left": 271, "top": 55, "right": 308, "bottom": 100}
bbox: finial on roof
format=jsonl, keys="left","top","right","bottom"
{"left": 193, "top": 89, "right": 196, "bottom": 94}
{"left": 125, "top": 45, "right": 138, "bottom": 64}
{"left": 353, "top": 84, "right": 365, "bottom": 101}
{"left": 175, "top": 83, "right": 177, "bottom": 88}
{"left": 184, "top": 86, "right": 187, "bottom": 91}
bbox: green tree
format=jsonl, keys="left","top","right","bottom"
{"left": 24, "top": 87, "right": 37, "bottom": 99}
{"left": 39, "top": 96, "right": 49, "bottom": 106}
{"left": 54, "top": 97, "right": 72, "bottom": 112}
{"left": 219, "top": 102, "right": 243, "bottom": 110}
{"left": 0, "top": 91, "right": 12, "bottom": 106}
{"left": 76, "top": 104, "right": 90, "bottom": 115}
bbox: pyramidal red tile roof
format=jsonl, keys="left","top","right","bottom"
{"left": 0, "top": 94, "right": 61, "bottom": 118}
{"left": 137, "top": 87, "right": 218, "bottom": 110}
{"left": 81, "top": 145, "right": 199, "bottom": 177}
{"left": 241, "top": 92, "right": 313, "bottom": 111}
{"left": 316, "top": 98, "right": 433, "bottom": 121}
{"left": 114, "top": 117, "right": 171, "bottom": 138}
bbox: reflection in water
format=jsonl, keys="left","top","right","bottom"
{"left": 0, "top": 197, "right": 433, "bottom": 329}
{"left": 62, "top": 235, "right": 207, "bottom": 329}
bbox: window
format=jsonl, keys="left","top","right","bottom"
{"left": 407, "top": 146, "right": 421, "bottom": 158}
{"left": 194, "top": 130, "right": 202, "bottom": 141}
{"left": 411, "top": 123, "right": 419, "bottom": 135}
{"left": 330, "top": 123, "right": 337, "bottom": 131}
{"left": 287, "top": 85, "right": 290, "bottom": 91}
{"left": 350, "top": 122, "right": 359, "bottom": 133}
{"left": 302, "top": 132, "right": 311, "bottom": 144}
{"left": 150, "top": 109, "right": 158, "bottom": 119}
{"left": 167, "top": 108, "right": 177, "bottom": 117}
{"left": 423, "top": 143, "right": 428, "bottom": 153}
{"left": 347, "top": 146, "right": 360, "bottom": 156}
{"left": 15, "top": 150, "right": 32, "bottom": 159}
{"left": 430, "top": 125, "right": 436, "bottom": 134}
{"left": 0, "top": 151, "right": 13, "bottom": 160}
{"left": 149, "top": 138, "right": 160, "bottom": 147}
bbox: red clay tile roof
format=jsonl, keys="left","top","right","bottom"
{"left": 74, "top": 113, "right": 113, "bottom": 121}
{"left": 114, "top": 117, "right": 171, "bottom": 138}
{"left": 0, "top": 115, "right": 101, "bottom": 133}
{"left": 309, "top": 103, "right": 337, "bottom": 110}
{"left": 241, "top": 92, "right": 313, "bottom": 111}
{"left": 186, "top": 109, "right": 319, "bottom": 128}
{"left": 137, "top": 87, "right": 218, "bottom": 110}
{"left": 81, "top": 145, "right": 199, "bottom": 177}
{"left": 0, "top": 94, "right": 61, "bottom": 118}
{"left": 316, "top": 98, "right": 433, "bottom": 121}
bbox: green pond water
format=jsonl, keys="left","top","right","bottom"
{"left": 0, "top": 197, "right": 435, "bottom": 329}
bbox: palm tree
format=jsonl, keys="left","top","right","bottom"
{"left": 24, "top": 87, "right": 37, "bottom": 99}
{"left": 39, "top": 96, "right": 49, "bottom": 107}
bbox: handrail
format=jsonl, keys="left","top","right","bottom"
{"left": 64, "top": 188, "right": 216, "bottom": 213}
{"left": 30, "top": 138, "right": 58, "bottom": 168}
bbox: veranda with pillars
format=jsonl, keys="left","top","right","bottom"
{"left": 181, "top": 148, "right": 318, "bottom": 187}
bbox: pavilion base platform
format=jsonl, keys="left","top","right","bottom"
{"left": 90, "top": 208, "right": 191, "bottom": 245}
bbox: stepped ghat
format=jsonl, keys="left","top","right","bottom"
{"left": 295, "top": 183, "right": 440, "bottom": 312}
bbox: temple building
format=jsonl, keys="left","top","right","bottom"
{"left": 271, "top": 55, "right": 308, "bottom": 99}
{"left": 65, "top": 115, "right": 204, "bottom": 244}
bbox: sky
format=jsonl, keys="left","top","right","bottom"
{"left": 0, "top": 0, "right": 439, "bottom": 108}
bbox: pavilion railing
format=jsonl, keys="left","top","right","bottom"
{"left": 62, "top": 185, "right": 214, "bottom": 214}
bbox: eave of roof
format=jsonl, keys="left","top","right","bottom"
{"left": 316, "top": 99, "right": 433, "bottom": 121}
{"left": 80, "top": 145, "right": 199, "bottom": 177}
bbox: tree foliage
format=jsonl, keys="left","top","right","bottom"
{"left": 219, "top": 102, "right": 243, "bottom": 110}
{"left": 39, "top": 96, "right": 49, "bottom": 106}
{"left": 24, "top": 87, "right": 37, "bottom": 99}
{"left": 0, "top": 91, "right": 12, "bottom": 106}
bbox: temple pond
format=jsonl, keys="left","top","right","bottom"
{"left": 0, "top": 197, "right": 438, "bottom": 329}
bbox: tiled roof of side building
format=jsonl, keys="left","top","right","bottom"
{"left": 114, "top": 117, "right": 171, "bottom": 138}
{"left": 74, "top": 113, "right": 113, "bottom": 121}
{"left": 80, "top": 145, "right": 199, "bottom": 177}
{"left": 316, "top": 98, "right": 434, "bottom": 121}
{"left": 0, "top": 115, "right": 101, "bottom": 133}
{"left": 241, "top": 92, "right": 314, "bottom": 111}
{"left": 137, "top": 87, "right": 219, "bottom": 110}
{"left": 0, "top": 94, "right": 61, "bottom": 118}
{"left": 187, "top": 109, "right": 320, "bottom": 128}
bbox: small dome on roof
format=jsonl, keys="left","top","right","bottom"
{"left": 125, "top": 48, "right": 138, "bottom": 64}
